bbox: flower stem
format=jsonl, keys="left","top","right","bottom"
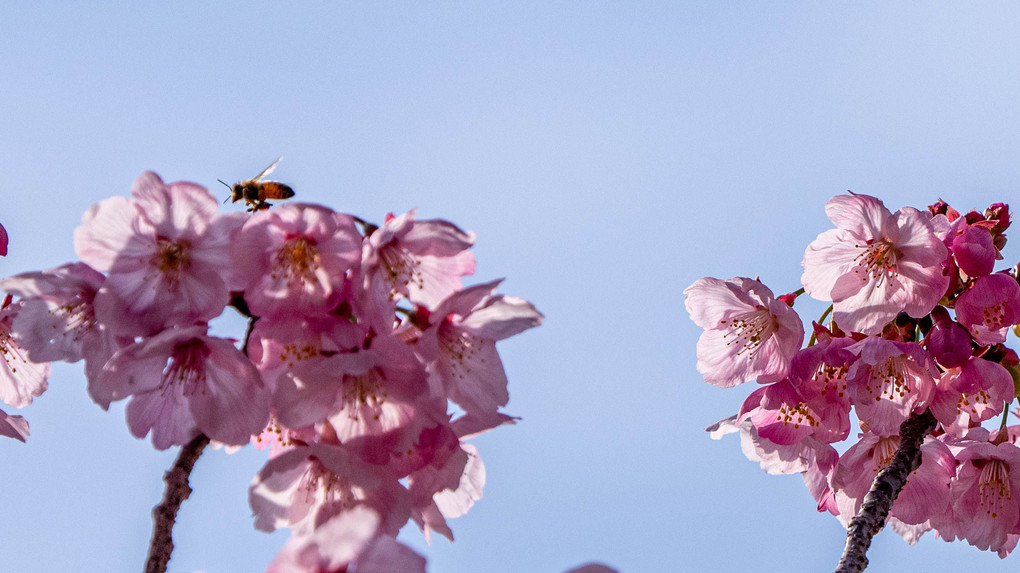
{"left": 833, "top": 409, "right": 937, "bottom": 573}
{"left": 144, "top": 432, "right": 211, "bottom": 573}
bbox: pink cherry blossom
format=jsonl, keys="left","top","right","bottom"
{"left": 0, "top": 221, "right": 7, "bottom": 256}
{"left": 707, "top": 413, "right": 837, "bottom": 476}
{"left": 230, "top": 203, "right": 361, "bottom": 319}
{"left": 684, "top": 277, "right": 804, "bottom": 387}
{"left": 937, "top": 441, "right": 1020, "bottom": 556}
{"left": 265, "top": 505, "right": 382, "bottom": 573}
{"left": 74, "top": 172, "right": 243, "bottom": 336}
{"left": 410, "top": 441, "right": 485, "bottom": 542}
{"left": 415, "top": 279, "right": 543, "bottom": 423}
{"left": 0, "top": 262, "right": 129, "bottom": 383}
{"left": 845, "top": 337, "right": 936, "bottom": 436}
{"left": 802, "top": 193, "right": 949, "bottom": 335}
{"left": 362, "top": 208, "right": 476, "bottom": 310}
{"left": 93, "top": 325, "right": 270, "bottom": 449}
{"left": 0, "top": 299, "right": 50, "bottom": 409}
{"left": 954, "top": 272, "right": 1020, "bottom": 346}
{"left": 249, "top": 441, "right": 410, "bottom": 537}
{"left": 247, "top": 314, "right": 370, "bottom": 428}
{"left": 931, "top": 357, "right": 1014, "bottom": 436}
{"left": 738, "top": 379, "right": 844, "bottom": 447}
{"left": 832, "top": 434, "right": 954, "bottom": 531}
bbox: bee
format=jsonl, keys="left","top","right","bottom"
{"left": 219, "top": 157, "right": 295, "bottom": 212}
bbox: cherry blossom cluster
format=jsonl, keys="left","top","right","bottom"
{"left": 0, "top": 172, "right": 543, "bottom": 571}
{"left": 685, "top": 193, "right": 1020, "bottom": 557}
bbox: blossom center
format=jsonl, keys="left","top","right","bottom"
{"left": 300, "top": 458, "right": 359, "bottom": 509}
{"left": 853, "top": 239, "right": 899, "bottom": 284}
{"left": 160, "top": 338, "right": 209, "bottom": 396}
{"left": 871, "top": 436, "right": 899, "bottom": 474}
{"left": 977, "top": 459, "right": 1011, "bottom": 519}
{"left": 866, "top": 356, "right": 911, "bottom": 401}
{"left": 775, "top": 401, "right": 818, "bottom": 429}
{"left": 273, "top": 237, "right": 320, "bottom": 288}
{"left": 718, "top": 307, "right": 777, "bottom": 359}
{"left": 380, "top": 245, "right": 424, "bottom": 301}
{"left": 341, "top": 371, "right": 388, "bottom": 422}
{"left": 151, "top": 238, "right": 192, "bottom": 290}
{"left": 982, "top": 302, "right": 1007, "bottom": 329}
{"left": 439, "top": 324, "right": 483, "bottom": 382}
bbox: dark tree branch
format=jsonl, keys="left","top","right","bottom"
{"left": 144, "top": 433, "right": 211, "bottom": 573}
{"left": 834, "top": 409, "right": 938, "bottom": 573}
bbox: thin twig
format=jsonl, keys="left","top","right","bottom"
{"left": 144, "top": 433, "right": 211, "bottom": 573}
{"left": 834, "top": 409, "right": 937, "bottom": 573}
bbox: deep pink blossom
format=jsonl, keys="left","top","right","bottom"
{"left": 94, "top": 325, "right": 270, "bottom": 449}
{"left": 0, "top": 221, "right": 7, "bottom": 256}
{"left": 802, "top": 193, "right": 949, "bottom": 335}
{"left": 955, "top": 273, "right": 1020, "bottom": 346}
{"left": 684, "top": 277, "right": 804, "bottom": 387}
{"left": 952, "top": 224, "right": 996, "bottom": 278}
{"left": 738, "top": 379, "right": 845, "bottom": 447}
{"left": 931, "top": 357, "right": 1015, "bottom": 436}
{"left": 925, "top": 306, "right": 973, "bottom": 369}
{"left": 362, "top": 209, "right": 476, "bottom": 309}
{"left": 230, "top": 203, "right": 361, "bottom": 319}
{"left": 74, "top": 172, "right": 243, "bottom": 336}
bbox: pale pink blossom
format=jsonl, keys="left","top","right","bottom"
{"left": 415, "top": 279, "right": 543, "bottom": 423}
{"left": 931, "top": 357, "right": 1014, "bottom": 436}
{"left": 409, "top": 440, "right": 484, "bottom": 541}
{"left": 802, "top": 193, "right": 949, "bottom": 335}
{"left": 0, "top": 263, "right": 128, "bottom": 382}
{"left": 684, "top": 277, "right": 803, "bottom": 387}
{"left": 230, "top": 203, "right": 361, "bottom": 319}
{"left": 74, "top": 172, "right": 243, "bottom": 336}
{"left": 845, "top": 337, "right": 936, "bottom": 436}
{"left": 265, "top": 506, "right": 382, "bottom": 573}
{"left": 246, "top": 314, "right": 370, "bottom": 428}
{"left": 94, "top": 325, "right": 270, "bottom": 449}
{"left": 955, "top": 272, "right": 1020, "bottom": 346}
{"left": 249, "top": 441, "right": 410, "bottom": 537}
{"left": 0, "top": 300, "right": 49, "bottom": 409}
{"left": 936, "top": 441, "right": 1020, "bottom": 556}
{"left": 362, "top": 209, "right": 476, "bottom": 310}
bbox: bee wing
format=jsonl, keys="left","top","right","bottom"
{"left": 252, "top": 157, "right": 282, "bottom": 182}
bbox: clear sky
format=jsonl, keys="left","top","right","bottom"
{"left": 4, "top": 3, "right": 1020, "bottom": 573}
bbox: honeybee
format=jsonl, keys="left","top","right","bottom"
{"left": 220, "top": 157, "right": 295, "bottom": 212}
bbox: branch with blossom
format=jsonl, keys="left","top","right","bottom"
{"left": 0, "top": 170, "right": 615, "bottom": 573}
{"left": 688, "top": 193, "right": 1020, "bottom": 571}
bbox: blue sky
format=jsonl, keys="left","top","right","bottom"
{"left": 4, "top": 3, "right": 1020, "bottom": 572}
